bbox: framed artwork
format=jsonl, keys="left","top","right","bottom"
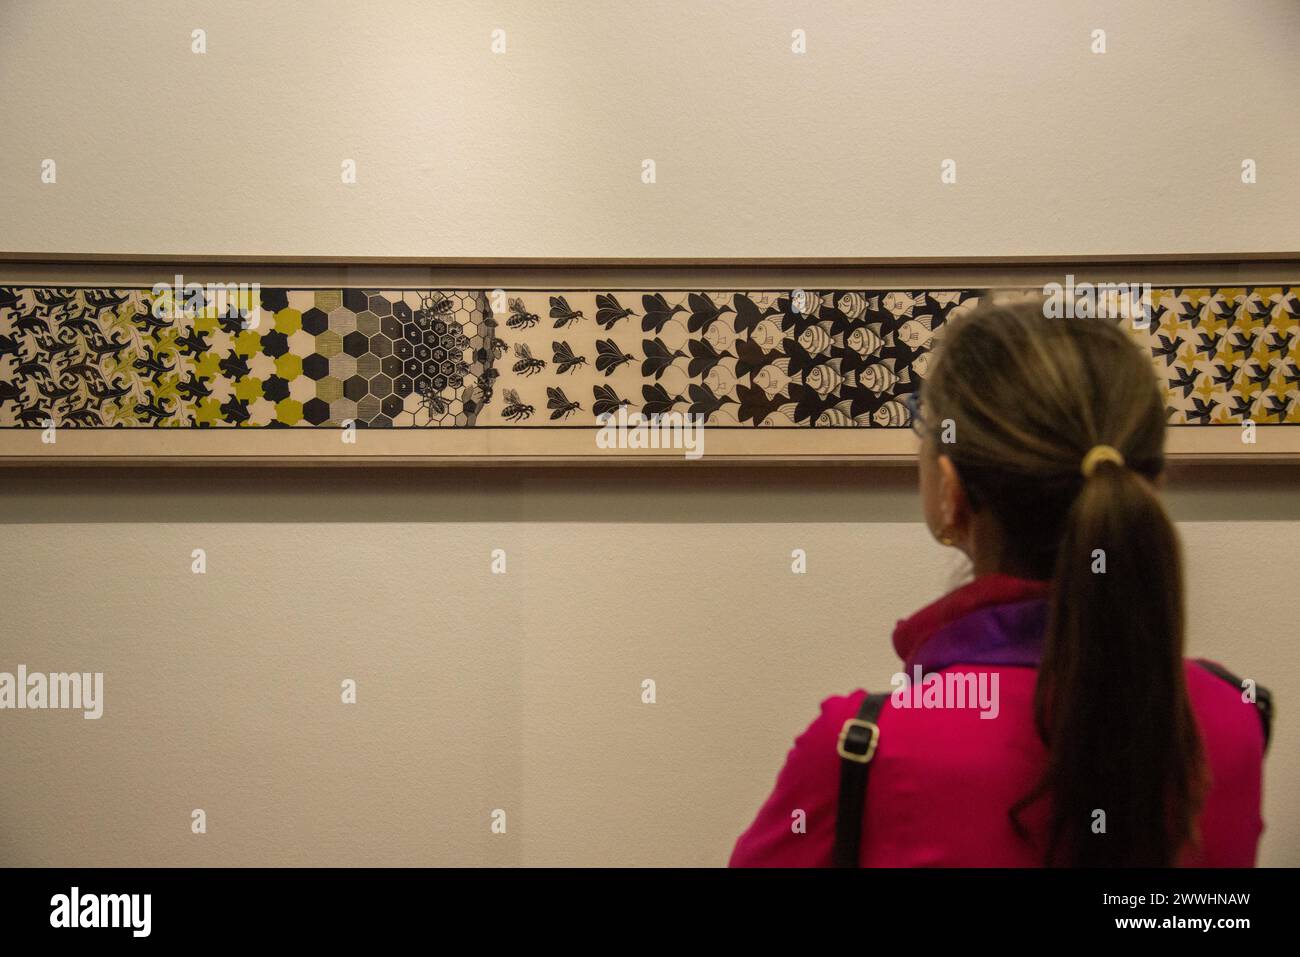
{"left": 1, "top": 259, "right": 1297, "bottom": 464}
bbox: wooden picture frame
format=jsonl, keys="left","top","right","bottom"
{"left": 2, "top": 255, "right": 1297, "bottom": 465}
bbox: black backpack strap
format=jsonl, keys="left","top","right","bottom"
{"left": 1195, "top": 659, "right": 1273, "bottom": 752}
{"left": 833, "top": 692, "right": 889, "bottom": 868}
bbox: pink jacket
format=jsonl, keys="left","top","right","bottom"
{"left": 730, "top": 575, "right": 1266, "bottom": 867}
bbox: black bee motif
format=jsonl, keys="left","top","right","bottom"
{"left": 546, "top": 386, "right": 580, "bottom": 419}
{"left": 501, "top": 388, "right": 534, "bottom": 422}
{"left": 417, "top": 381, "right": 448, "bottom": 416}
{"left": 552, "top": 340, "right": 587, "bottom": 374}
{"left": 592, "top": 384, "right": 630, "bottom": 418}
{"left": 595, "top": 338, "right": 633, "bottom": 375}
{"left": 419, "top": 293, "right": 454, "bottom": 317}
{"left": 595, "top": 294, "right": 635, "bottom": 330}
{"left": 512, "top": 343, "right": 546, "bottom": 376}
{"left": 549, "top": 295, "right": 584, "bottom": 328}
{"left": 507, "top": 298, "right": 539, "bottom": 329}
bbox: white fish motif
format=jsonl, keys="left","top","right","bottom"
{"left": 704, "top": 365, "right": 736, "bottom": 396}
{"left": 751, "top": 318, "right": 786, "bottom": 350}
{"left": 846, "top": 325, "right": 884, "bottom": 357}
{"left": 798, "top": 322, "right": 834, "bottom": 355}
{"left": 816, "top": 401, "right": 872, "bottom": 427}
{"left": 909, "top": 350, "right": 935, "bottom": 378}
{"left": 758, "top": 403, "right": 800, "bottom": 427}
{"left": 752, "top": 359, "right": 791, "bottom": 396}
{"left": 873, "top": 399, "right": 910, "bottom": 427}
{"left": 703, "top": 322, "right": 736, "bottom": 352}
{"left": 895, "top": 317, "right": 936, "bottom": 350}
{"left": 860, "top": 358, "right": 908, "bottom": 394}
{"left": 791, "top": 289, "right": 823, "bottom": 316}
{"left": 838, "top": 292, "right": 868, "bottom": 319}
{"left": 805, "top": 363, "right": 856, "bottom": 397}
{"left": 882, "top": 291, "right": 922, "bottom": 318}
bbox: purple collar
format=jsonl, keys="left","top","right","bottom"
{"left": 904, "top": 598, "right": 1047, "bottom": 674}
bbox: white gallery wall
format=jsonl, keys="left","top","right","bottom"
{"left": 0, "top": 0, "right": 1297, "bottom": 258}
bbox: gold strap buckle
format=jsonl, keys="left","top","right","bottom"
{"left": 837, "top": 718, "right": 880, "bottom": 764}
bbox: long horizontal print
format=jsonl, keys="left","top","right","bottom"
{"left": 3, "top": 285, "right": 1297, "bottom": 430}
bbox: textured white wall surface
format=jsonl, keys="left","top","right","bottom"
{"left": 1, "top": 0, "right": 1297, "bottom": 258}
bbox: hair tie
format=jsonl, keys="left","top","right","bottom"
{"left": 1081, "top": 444, "right": 1125, "bottom": 478}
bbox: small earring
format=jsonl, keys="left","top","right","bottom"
{"left": 938, "top": 530, "right": 956, "bottom": 547}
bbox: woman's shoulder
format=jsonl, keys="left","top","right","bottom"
{"left": 1184, "top": 658, "right": 1270, "bottom": 754}
{"left": 795, "top": 689, "right": 869, "bottom": 746}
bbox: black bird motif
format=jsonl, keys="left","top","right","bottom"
{"left": 731, "top": 293, "right": 775, "bottom": 336}
{"left": 641, "top": 293, "right": 686, "bottom": 334}
{"left": 1228, "top": 331, "right": 1258, "bottom": 357}
{"left": 1195, "top": 331, "right": 1222, "bottom": 360}
{"left": 1210, "top": 363, "right": 1239, "bottom": 389}
{"left": 733, "top": 337, "right": 783, "bottom": 378}
{"left": 1248, "top": 300, "right": 1275, "bottom": 325}
{"left": 1151, "top": 334, "right": 1182, "bottom": 367}
{"left": 687, "top": 382, "right": 736, "bottom": 421}
{"left": 1168, "top": 367, "right": 1198, "bottom": 398}
{"left": 1185, "top": 397, "right": 1218, "bottom": 425}
{"left": 1243, "top": 361, "right": 1273, "bottom": 388}
{"left": 1265, "top": 332, "right": 1292, "bottom": 356}
{"left": 1263, "top": 394, "right": 1293, "bottom": 421}
{"left": 687, "top": 337, "right": 734, "bottom": 378}
{"left": 1227, "top": 394, "right": 1254, "bottom": 419}
{"left": 641, "top": 337, "right": 685, "bottom": 379}
{"left": 686, "top": 293, "right": 735, "bottom": 334}
{"left": 640, "top": 383, "right": 685, "bottom": 417}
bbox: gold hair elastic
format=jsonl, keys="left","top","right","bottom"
{"left": 1081, "top": 444, "right": 1125, "bottom": 478}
